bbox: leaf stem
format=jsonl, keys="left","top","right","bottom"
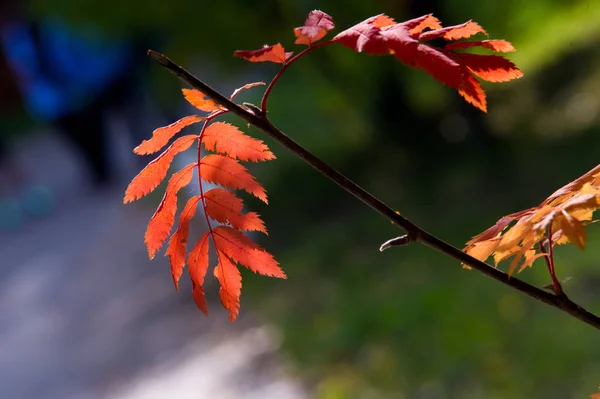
{"left": 150, "top": 50, "right": 600, "bottom": 332}
{"left": 261, "top": 40, "right": 334, "bottom": 113}
{"left": 546, "top": 225, "right": 562, "bottom": 294}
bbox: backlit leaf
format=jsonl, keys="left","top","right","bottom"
{"left": 166, "top": 196, "right": 201, "bottom": 290}
{"left": 200, "top": 154, "right": 267, "bottom": 202}
{"left": 202, "top": 122, "right": 275, "bottom": 162}
{"left": 213, "top": 251, "right": 242, "bottom": 322}
{"left": 124, "top": 135, "right": 197, "bottom": 203}
{"left": 134, "top": 115, "right": 204, "bottom": 155}
{"left": 234, "top": 43, "right": 292, "bottom": 64}
{"left": 144, "top": 163, "right": 195, "bottom": 259}
{"left": 189, "top": 232, "right": 210, "bottom": 315}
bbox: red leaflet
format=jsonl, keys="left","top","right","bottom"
{"left": 332, "top": 14, "right": 391, "bottom": 54}
{"left": 124, "top": 135, "right": 197, "bottom": 203}
{"left": 182, "top": 88, "right": 223, "bottom": 112}
{"left": 213, "top": 226, "right": 285, "bottom": 277}
{"left": 204, "top": 188, "right": 267, "bottom": 233}
{"left": 294, "top": 10, "right": 335, "bottom": 45}
{"left": 213, "top": 251, "right": 242, "bottom": 321}
{"left": 144, "top": 163, "right": 195, "bottom": 259}
{"left": 202, "top": 122, "right": 275, "bottom": 162}
{"left": 188, "top": 232, "right": 210, "bottom": 315}
{"left": 134, "top": 115, "right": 204, "bottom": 155}
{"left": 200, "top": 154, "right": 267, "bottom": 203}
{"left": 333, "top": 13, "right": 523, "bottom": 112}
{"left": 166, "top": 196, "right": 202, "bottom": 289}
{"left": 444, "top": 40, "right": 515, "bottom": 53}
{"left": 234, "top": 43, "right": 293, "bottom": 64}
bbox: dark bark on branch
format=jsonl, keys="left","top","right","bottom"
{"left": 149, "top": 50, "right": 600, "bottom": 332}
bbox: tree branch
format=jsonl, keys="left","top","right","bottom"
{"left": 148, "top": 50, "right": 600, "bottom": 331}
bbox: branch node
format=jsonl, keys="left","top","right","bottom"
{"left": 242, "top": 102, "right": 264, "bottom": 117}
{"left": 379, "top": 233, "right": 418, "bottom": 252}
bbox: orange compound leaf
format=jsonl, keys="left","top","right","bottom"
{"left": 134, "top": 115, "right": 204, "bottom": 155}
{"left": 166, "top": 196, "right": 201, "bottom": 290}
{"left": 204, "top": 188, "right": 267, "bottom": 233}
{"left": 294, "top": 10, "right": 335, "bottom": 46}
{"left": 333, "top": 13, "right": 522, "bottom": 112}
{"left": 234, "top": 43, "right": 293, "bottom": 64}
{"left": 213, "top": 251, "right": 242, "bottom": 322}
{"left": 202, "top": 122, "right": 275, "bottom": 163}
{"left": 213, "top": 226, "right": 286, "bottom": 278}
{"left": 464, "top": 164, "right": 600, "bottom": 274}
{"left": 144, "top": 163, "right": 196, "bottom": 259}
{"left": 200, "top": 154, "right": 267, "bottom": 203}
{"left": 188, "top": 232, "right": 211, "bottom": 315}
{"left": 458, "top": 54, "right": 523, "bottom": 82}
{"left": 124, "top": 135, "right": 197, "bottom": 203}
{"left": 230, "top": 82, "right": 265, "bottom": 100}
{"left": 182, "top": 88, "right": 224, "bottom": 112}
{"left": 444, "top": 39, "right": 516, "bottom": 53}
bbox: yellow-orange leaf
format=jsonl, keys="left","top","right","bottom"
{"left": 200, "top": 154, "right": 267, "bottom": 203}
{"left": 463, "top": 238, "right": 500, "bottom": 267}
{"left": 166, "top": 196, "right": 201, "bottom": 290}
{"left": 124, "top": 135, "right": 197, "bottom": 203}
{"left": 555, "top": 211, "right": 586, "bottom": 250}
{"left": 144, "top": 163, "right": 195, "bottom": 259}
{"left": 465, "top": 164, "right": 600, "bottom": 275}
{"left": 204, "top": 188, "right": 267, "bottom": 233}
{"left": 134, "top": 115, "right": 204, "bottom": 155}
{"left": 182, "top": 88, "right": 223, "bottom": 112}
{"left": 188, "top": 232, "right": 210, "bottom": 315}
{"left": 202, "top": 122, "right": 275, "bottom": 162}
{"left": 213, "top": 250, "right": 242, "bottom": 322}
{"left": 213, "top": 226, "right": 285, "bottom": 278}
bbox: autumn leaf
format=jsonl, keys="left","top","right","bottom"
{"left": 214, "top": 251, "right": 242, "bottom": 322}
{"left": 166, "top": 196, "right": 201, "bottom": 290}
{"left": 204, "top": 188, "right": 267, "bottom": 233}
{"left": 200, "top": 154, "right": 268, "bottom": 203}
{"left": 234, "top": 43, "right": 293, "bottom": 64}
{"left": 213, "top": 225, "right": 285, "bottom": 277}
{"left": 464, "top": 164, "right": 600, "bottom": 275}
{"left": 202, "top": 121, "right": 275, "bottom": 162}
{"left": 182, "top": 88, "right": 224, "bottom": 112}
{"left": 134, "top": 115, "right": 204, "bottom": 155}
{"left": 294, "top": 10, "right": 335, "bottom": 46}
{"left": 126, "top": 92, "right": 281, "bottom": 320}
{"left": 188, "top": 231, "right": 211, "bottom": 315}
{"left": 124, "top": 135, "right": 197, "bottom": 203}
{"left": 144, "top": 163, "right": 195, "bottom": 259}
{"left": 333, "top": 13, "right": 523, "bottom": 112}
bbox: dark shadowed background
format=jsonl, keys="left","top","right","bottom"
{"left": 1, "top": 1, "right": 600, "bottom": 398}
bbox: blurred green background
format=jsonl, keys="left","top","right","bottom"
{"left": 30, "top": 0, "right": 600, "bottom": 397}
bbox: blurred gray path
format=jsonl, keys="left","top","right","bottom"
{"left": 0, "top": 132, "right": 305, "bottom": 399}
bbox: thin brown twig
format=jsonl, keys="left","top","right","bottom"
{"left": 148, "top": 50, "right": 600, "bottom": 332}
